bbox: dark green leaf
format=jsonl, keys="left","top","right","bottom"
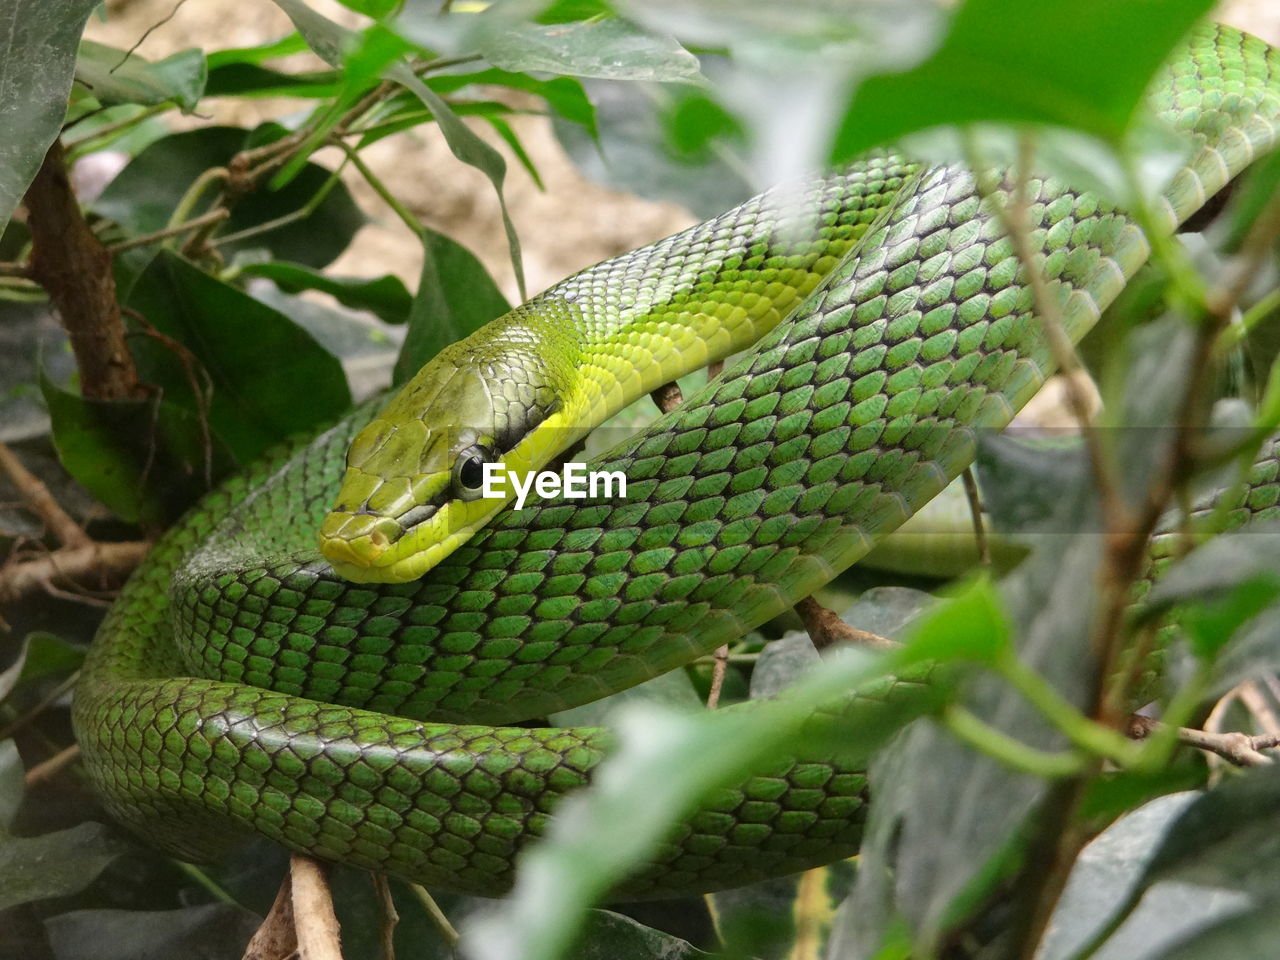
{"left": 1146, "top": 906, "right": 1280, "bottom": 960}
{"left": 41, "top": 368, "right": 235, "bottom": 525}
{"left": 1222, "top": 145, "right": 1280, "bottom": 253}
{"left": 271, "top": 0, "right": 354, "bottom": 68}
{"left": 0, "top": 0, "right": 102, "bottom": 236}
{"left": 238, "top": 261, "right": 413, "bottom": 326}
{"left": 205, "top": 32, "right": 311, "bottom": 68}
{"left": 0, "top": 822, "right": 130, "bottom": 910}
{"left": 430, "top": 68, "right": 598, "bottom": 140}
{"left": 1038, "top": 793, "right": 1203, "bottom": 960}
{"left": 1143, "top": 762, "right": 1280, "bottom": 893}
{"left": 94, "top": 127, "right": 364, "bottom": 268}
{"left": 204, "top": 63, "right": 340, "bottom": 99}
{"left": 393, "top": 229, "right": 510, "bottom": 385}
{"left": 44, "top": 905, "right": 262, "bottom": 960}
{"left": 382, "top": 40, "right": 528, "bottom": 298}
{"left": 125, "top": 250, "right": 351, "bottom": 464}
{"left": 571, "top": 909, "right": 707, "bottom": 960}
{"left": 553, "top": 80, "right": 753, "bottom": 219}
{"left": 466, "top": 647, "right": 936, "bottom": 960}
{"left": 0, "top": 634, "right": 83, "bottom": 704}
{"left": 830, "top": 0, "right": 1215, "bottom": 165}
{"left": 480, "top": 18, "right": 705, "bottom": 85}
{"left": 664, "top": 90, "right": 744, "bottom": 159}
{"left": 75, "top": 41, "right": 206, "bottom": 112}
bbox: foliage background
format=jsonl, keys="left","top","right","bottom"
{"left": 4, "top": 1, "right": 1280, "bottom": 960}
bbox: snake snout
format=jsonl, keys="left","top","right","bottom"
{"left": 319, "top": 512, "right": 403, "bottom": 568}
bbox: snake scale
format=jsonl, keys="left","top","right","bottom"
{"left": 75, "top": 25, "right": 1280, "bottom": 899}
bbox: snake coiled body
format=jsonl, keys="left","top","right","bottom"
{"left": 75, "top": 25, "right": 1280, "bottom": 899}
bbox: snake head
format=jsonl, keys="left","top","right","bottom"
{"left": 319, "top": 334, "right": 567, "bottom": 583}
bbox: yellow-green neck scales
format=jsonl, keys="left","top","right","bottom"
{"left": 320, "top": 157, "right": 919, "bottom": 582}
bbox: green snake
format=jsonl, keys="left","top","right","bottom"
{"left": 75, "top": 24, "right": 1280, "bottom": 900}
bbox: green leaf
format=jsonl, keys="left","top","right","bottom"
{"left": 238, "top": 261, "right": 413, "bottom": 326}
{"left": 0, "top": 634, "right": 83, "bottom": 705}
{"left": 393, "top": 229, "right": 510, "bottom": 386}
{"left": 1037, "top": 793, "right": 1201, "bottom": 960}
{"left": 271, "top": 0, "right": 355, "bottom": 68}
{"left": 1145, "top": 907, "right": 1280, "bottom": 960}
{"left": 479, "top": 18, "right": 706, "bottom": 85}
{"left": 430, "top": 68, "right": 599, "bottom": 140}
{"left": 829, "top": 0, "right": 1216, "bottom": 165}
{"left": 0, "top": 822, "right": 131, "bottom": 910}
{"left": 1143, "top": 763, "right": 1280, "bottom": 893}
{"left": 0, "top": 0, "right": 102, "bottom": 236}
{"left": 75, "top": 41, "right": 206, "bottom": 112}
{"left": 44, "top": 905, "right": 263, "bottom": 960}
{"left": 94, "top": 126, "right": 364, "bottom": 269}
{"left": 465, "top": 647, "right": 941, "bottom": 960}
{"left": 205, "top": 63, "right": 340, "bottom": 99}
{"left": 41, "top": 368, "right": 235, "bottom": 525}
{"left": 124, "top": 250, "right": 351, "bottom": 464}
{"left": 898, "top": 576, "right": 1010, "bottom": 667}
{"left": 553, "top": 80, "right": 754, "bottom": 219}
{"left": 381, "top": 40, "right": 528, "bottom": 299}
{"left": 572, "top": 909, "right": 708, "bottom": 959}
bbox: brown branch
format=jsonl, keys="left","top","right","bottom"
{"left": 290, "top": 855, "right": 344, "bottom": 960}
{"left": 24, "top": 744, "right": 80, "bottom": 788}
{"left": 1127, "top": 714, "right": 1279, "bottom": 767}
{"left": 242, "top": 875, "right": 297, "bottom": 960}
{"left": 0, "top": 444, "right": 89, "bottom": 548}
{"left": 650, "top": 381, "right": 684, "bottom": 414}
{"left": 794, "top": 596, "right": 898, "bottom": 652}
{"left": 706, "top": 644, "right": 730, "bottom": 709}
{"left": 24, "top": 140, "right": 143, "bottom": 402}
{"left": 0, "top": 540, "right": 149, "bottom": 604}
{"left": 373, "top": 874, "right": 398, "bottom": 960}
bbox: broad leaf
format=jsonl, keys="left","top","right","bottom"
{"left": 75, "top": 41, "right": 206, "bottom": 112}
{"left": 239, "top": 261, "right": 413, "bottom": 326}
{"left": 125, "top": 250, "right": 351, "bottom": 464}
{"left": 830, "top": 0, "right": 1216, "bottom": 164}
{"left": 0, "top": 822, "right": 130, "bottom": 911}
{"left": 480, "top": 18, "right": 705, "bottom": 85}
{"left": 44, "top": 905, "right": 263, "bottom": 960}
{"left": 0, "top": 0, "right": 102, "bottom": 236}
{"left": 393, "top": 229, "right": 511, "bottom": 385}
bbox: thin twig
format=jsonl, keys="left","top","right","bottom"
{"left": 373, "top": 874, "right": 399, "bottom": 960}
{"left": 794, "top": 596, "right": 898, "bottom": 651}
{"left": 0, "top": 540, "right": 149, "bottom": 605}
{"left": 23, "top": 744, "right": 80, "bottom": 787}
{"left": 0, "top": 671, "right": 80, "bottom": 741}
{"left": 408, "top": 883, "right": 459, "bottom": 950}
{"left": 1127, "top": 714, "right": 1278, "bottom": 767}
{"left": 705, "top": 644, "right": 730, "bottom": 709}
{"left": 961, "top": 467, "right": 990, "bottom": 565}
{"left": 107, "top": 208, "right": 230, "bottom": 254}
{"left": 0, "top": 444, "right": 89, "bottom": 548}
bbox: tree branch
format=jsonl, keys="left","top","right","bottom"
{"left": 23, "top": 140, "right": 143, "bottom": 401}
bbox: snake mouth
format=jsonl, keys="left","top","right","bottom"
{"left": 319, "top": 496, "right": 501, "bottom": 584}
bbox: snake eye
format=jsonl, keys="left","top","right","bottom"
{"left": 453, "top": 445, "right": 494, "bottom": 498}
